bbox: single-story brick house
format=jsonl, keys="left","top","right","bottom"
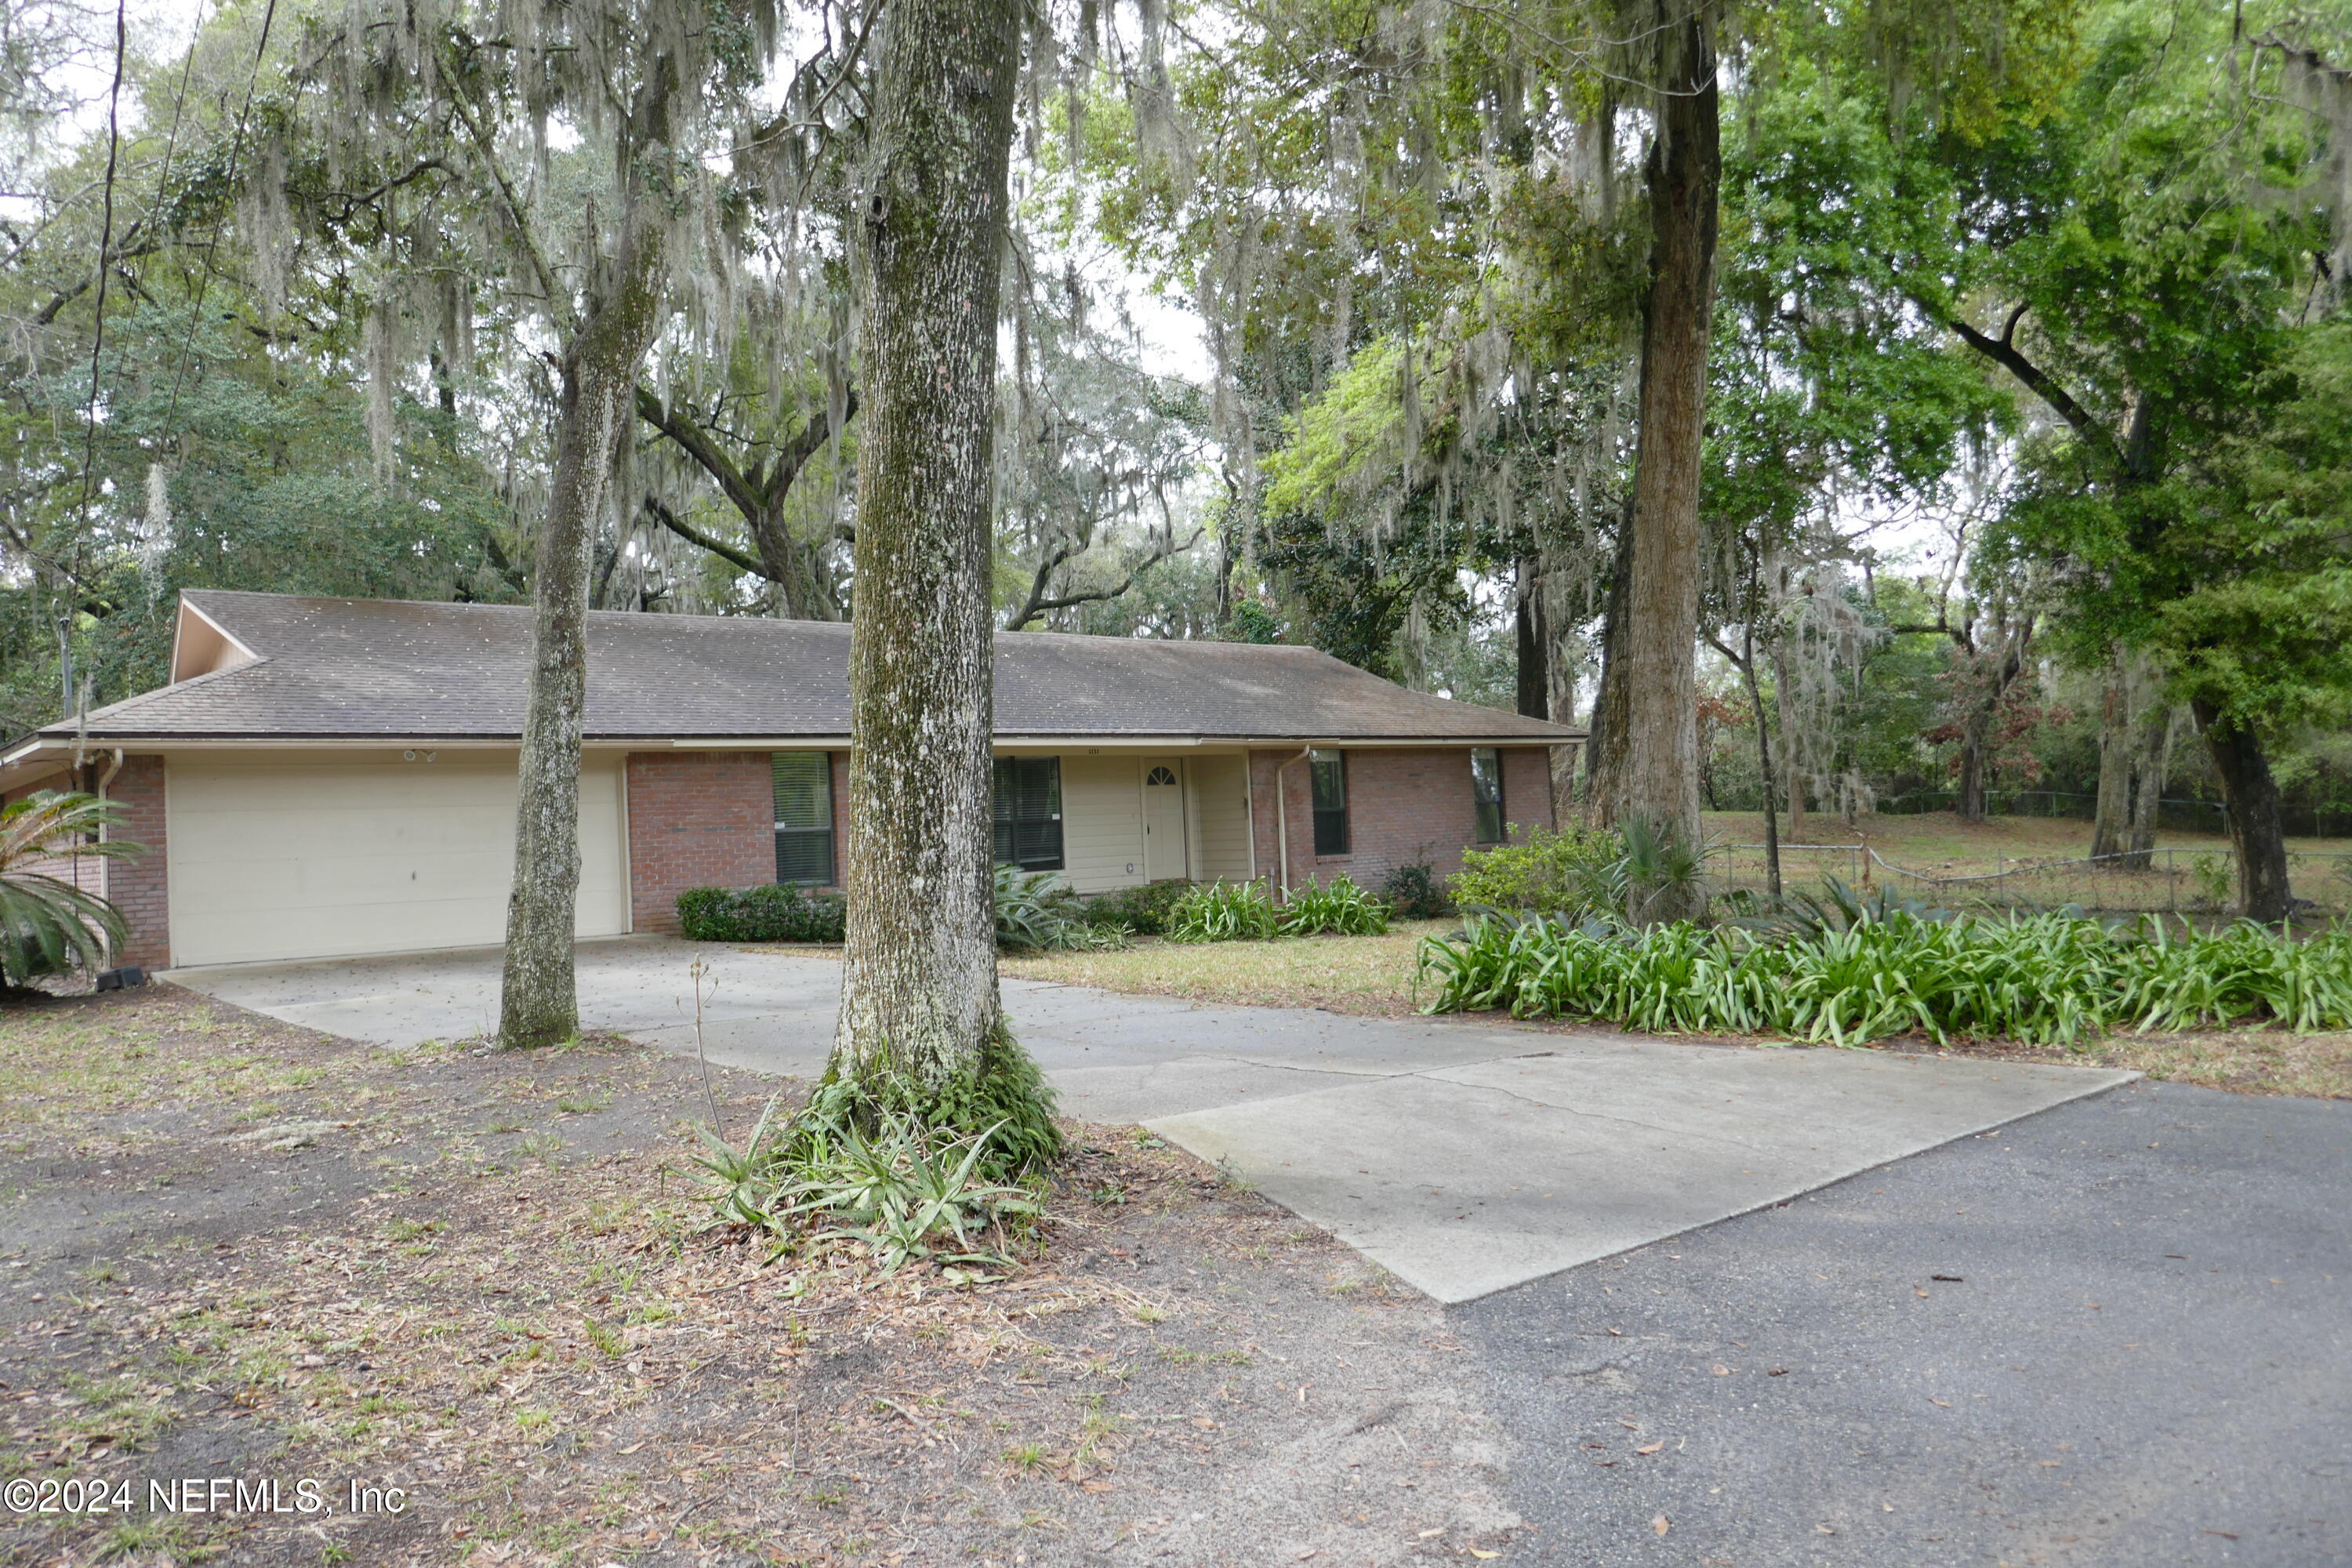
{"left": 0, "top": 591, "right": 1582, "bottom": 971}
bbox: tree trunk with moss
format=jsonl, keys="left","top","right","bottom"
{"left": 498, "top": 184, "right": 670, "bottom": 1050}
{"left": 1600, "top": 0, "right": 1718, "bottom": 923}
{"left": 829, "top": 0, "right": 1024, "bottom": 1098}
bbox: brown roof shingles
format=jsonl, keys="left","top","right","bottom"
{"left": 41, "top": 590, "right": 1582, "bottom": 746}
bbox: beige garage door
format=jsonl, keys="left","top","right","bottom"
{"left": 165, "top": 753, "right": 629, "bottom": 967}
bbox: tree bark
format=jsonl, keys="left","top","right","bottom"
{"left": 2192, "top": 700, "right": 2293, "bottom": 923}
{"left": 2090, "top": 653, "right": 2132, "bottom": 862}
{"left": 2124, "top": 702, "right": 2180, "bottom": 869}
{"left": 1602, "top": 0, "right": 1719, "bottom": 923}
{"left": 1515, "top": 557, "right": 1546, "bottom": 720}
{"left": 1582, "top": 501, "right": 1637, "bottom": 814}
{"left": 830, "top": 0, "right": 1022, "bottom": 1090}
{"left": 498, "top": 221, "right": 669, "bottom": 1048}
{"left": 1771, "top": 636, "right": 1806, "bottom": 842}
{"left": 1955, "top": 727, "right": 1988, "bottom": 823}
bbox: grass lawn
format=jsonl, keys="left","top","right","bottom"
{"left": 0, "top": 986, "right": 1523, "bottom": 1566}
{"left": 1000, "top": 919, "right": 1454, "bottom": 1017}
{"left": 1700, "top": 808, "right": 2352, "bottom": 916}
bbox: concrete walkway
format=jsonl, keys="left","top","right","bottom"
{"left": 169, "top": 935, "right": 2135, "bottom": 1302}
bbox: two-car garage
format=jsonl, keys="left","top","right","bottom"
{"left": 162, "top": 752, "right": 630, "bottom": 968}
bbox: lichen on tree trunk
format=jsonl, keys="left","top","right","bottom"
{"left": 499, "top": 212, "right": 669, "bottom": 1051}
{"left": 1599, "top": 0, "right": 1717, "bottom": 923}
{"left": 829, "top": 0, "right": 1036, "bottom": 1114}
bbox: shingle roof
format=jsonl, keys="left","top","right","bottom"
{"left": 37, "top": 590, "right": 1582, "bottom": 746}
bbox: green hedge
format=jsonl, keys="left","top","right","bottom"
{"left": 677, "top": 884, "right": 848, "bottom": 943}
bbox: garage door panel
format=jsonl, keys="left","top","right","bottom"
{"left": 168, "top": 757, "right": 626, "bottom": 966}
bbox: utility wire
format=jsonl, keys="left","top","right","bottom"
{"left": 73, "top": 0, "right": 130, "bottom": 536}
{"left": 162, "top": 0, "right": 281, "bottom": 430}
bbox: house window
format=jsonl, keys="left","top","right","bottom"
{"left": 1310, "top": 749, "right": 1348, "bottom": 856}
{"left": 773, "top": 753, "right": 835, "bottom": 884}
{"left": 994, "top": 756, "right": 1064, "bottom": 871}
{"left": 1471, "top": 748, "right": 1505, "bottom": 844}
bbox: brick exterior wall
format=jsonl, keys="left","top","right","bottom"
{"left": 1246, "top": 745, "right": 1561, "bottom": 897}
{"left": 105, "top": 754, "right": 171, "bottom": 971}
{"left": 625, "top": 752, "right": 779, "bottom": 932}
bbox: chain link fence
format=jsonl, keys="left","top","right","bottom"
{"left": 1710, "top": 843, "right": 2352, "bottom": 918}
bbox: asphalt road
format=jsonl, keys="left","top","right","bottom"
{"left": 1460, "top": 1077, "right": 2352, "bottom": 1567}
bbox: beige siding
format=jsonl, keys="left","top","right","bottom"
{"left": 1054, "top": 753, "right": 1147, "bottom": 893}
{"left": 1187, "top": 753, "right": 1253, "bottom": 882}
{"left": 166, "top": 751, "right": 628, "bottom": 967}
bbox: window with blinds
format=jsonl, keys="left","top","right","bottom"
{"left": 773, "top": 752, "right": 835, "bottom": 884}
{"left": 993, "top": 757, "right": 1064, "bottom": 871}
{"left": 1470, "top": 748, "right": 1504, "bottom": 844}
{"left": 1310, "top": 749, "right": 1349, "bottom": 856}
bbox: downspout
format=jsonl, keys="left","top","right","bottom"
{"left": 96, "top": 749, "right": 124, "bottom": 902}
{"left": 1272, "top": 748, "right": 1312, "bottom": 900}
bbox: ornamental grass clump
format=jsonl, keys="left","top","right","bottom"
{"left": 1163, "top": 879, "right": 1283, "bottom": 942}
{"left": 1415, "top": 905, "right": 2352, "bottom": 1048}
{"left": 1278, "top": 874, "right": 1391, "bottom": 935}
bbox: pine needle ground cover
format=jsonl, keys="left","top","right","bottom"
{"left": 0, "top": 987, "right": 1521, "bottom": 1566}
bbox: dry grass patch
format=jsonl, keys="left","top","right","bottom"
{"left": 1909, "top": 1025, "right": 2352, "bottom": 1099}
{"left": 998, "top": 920, "right": 1450, "bottom": 1017}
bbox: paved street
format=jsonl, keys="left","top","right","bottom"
{"left": 1463, "top": 1078, "right": 2352, "bottom": 1565}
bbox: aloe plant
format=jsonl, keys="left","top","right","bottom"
{"left": 0, "top": 790, "right": 145, "bottom": 990}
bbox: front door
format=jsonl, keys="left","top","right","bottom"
{"left": 1142, "top": 760, "right": 1189, "bottom": 881}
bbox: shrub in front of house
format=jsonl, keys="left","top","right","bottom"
{"left": 1279, "top": 874, "right": 1391, "bottom": 936}
{"left": 1447, "top": 822, "right": 1625, "bottom": 920}
{"left": 994, "top": 865, "right": 1129, "bottom": 951}
{"left": 1080, "top": 879, "right": 1194, "bottom": 935}
{"left": 677, "top": 884, "right": 848, "bottom": 943}
{"left": 1163, "top": 879, "right": 1283, "bottom": 942}
{"left": 1379, "top": 860, "right": 1450, "bottom": 920}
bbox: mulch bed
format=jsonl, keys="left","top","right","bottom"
{"left": 0, "top": 985, "right": 1527, "bottom": 1566}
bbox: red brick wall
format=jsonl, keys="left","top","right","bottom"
{"left": 1246, "top": 746, "right": 1561, "bottom": 898}
{"left": 1499, "top": 746, "right": 1559, "bottom": 840}
{"left": 626, "top": 752, "right": 779, "bottom": 932}
{"left": 105, "top": 754, "right": 170, "bottom": 971}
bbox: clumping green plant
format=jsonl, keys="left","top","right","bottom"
{"left": 677, "top": 883, "right": 847, "bottom": 942}
{"left": 1447, "top": 822, "right": 1626, "bottom": 919}
{"left": 1417, "top": 906, "right": 2352, "bottom": 1047}
{"left": 1379, "top": 860, "right": 1450, "bottom": 920}
{"left": 1079, "top": 879, "right": 1195, "bottom": 935}
{"left": 1279, "top": 874, "right": 1391, "bottom": 935}
{"left": 994, "top": 864, "right": 1130, "bottom": 951}
{"left": 1163, "top": 879, "right": 1283, "bottom": 942}
{"left": 689, "top": 1095, "right": 1039, "bottom": 1273}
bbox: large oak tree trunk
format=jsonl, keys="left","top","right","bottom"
{"left": 2090, "top": 654, "right": 2131, "bottom": 862}
{"left": 1602, "top": 0, "right": 1719, "bottom": 924}
{"left": 1581, "top": 506, "right": 1635, "bottom": 814}
{"left": 499, "top": 208, "right": 669, "bottom": 1050}
{"left": 1515, "top": 557, "right": 1546, "bottom": 720}
{"left": 2193, "top": 701, "right": 2293, "bottom": 923}
{"left": 830, "top": 0, "right": 1022, "bottom": 1089}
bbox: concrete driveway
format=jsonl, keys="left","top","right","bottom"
{"left": 169, "top": 935, "right": 2133, "bottom": 1303}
